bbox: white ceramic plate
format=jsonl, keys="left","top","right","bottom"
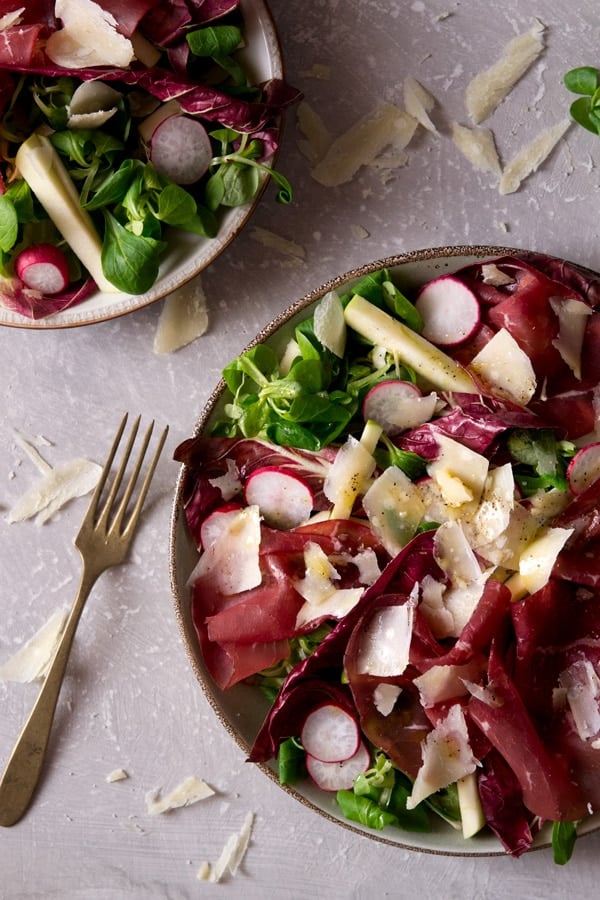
{"left": 0, "top": 0, "right": 284, "bottom": 329}
{"left": 170, "top": 245, "right": 600, "bottom": 857}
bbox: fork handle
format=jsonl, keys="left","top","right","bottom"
{"left": 0, "top": 566, "right": 99, "bottom": 827}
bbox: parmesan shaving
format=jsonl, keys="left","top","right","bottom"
{"left": 46, "top": 0, "right": 134, "bottom": 69}
{"left": 465, "top": 19, "right": 545, "bottom": 123}
{"left": 550, "top": 296, "right": 592, "bottom": 379}
{"left": 145, "top": 776, "right": 215, "bottom": 815}
{"left": 196, "top": 861, "right": 211, "bottom": 881}
{"left": 403, "top": 78, "right": 437, "bottom": 133}
{"left": 198, "top": 812, "right": 254, "bottom": 883}
{"left": 407, "top": 704, "right": 478, "bottom": 809}
{"left": 190, "top": 505, "right": 262, "bottom": 595}
{"left": 480, "top": 263, "right": 514, "bottom": 286}
{"left": 299, "top": 63, "right": 331, "bottom": 80}
{"left": 0, "top": 607, "right": 68, "bottom": 683}
{"left": 311, "top": 103, "right": 417, "bottom": 187}
{"left": 13, "top": 431, "right": 53, "bottom": 474}
{"left": 0, "top": 8, "right": 25, "bottom": 29}
{"left": 356, "top": 602, "right": 415, "bottom": 677}
{"left": 249, "top": 227, "right": 306, "bottom": 265}
{"left": 153, "top": 277, "right": 209, "bottom": 354}
{"left": 7, "top": 458, "right": 101, "bottom": 525}
{"left": 499, "top": 119, "right": 571, "bottom": 195}
{"left": 451, "top": 123, "right": 502, "bottom": 178}
{"left": 106, "top": 769, "right": 129, "bottom": 783}
{"left": 373, "top": 683, "right": 402, "bottom": 716}
{"left": 296, "top": 101, "right": 333, "bottom": 164}
{"left": 350, "top": 224, "right": 370, "bottom": 239}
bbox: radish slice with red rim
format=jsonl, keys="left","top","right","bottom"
{"left": 362, "top": 380, "right": 438, "bottom": 434}
{"left": 567, "top": 442, "right": 600, "bottom": 495}
{"left": 305, "top": 740, "right": 370, "bottom": 791}
{"left": 244, "top": 466, "right": 314, "bottom": 529}
{"left": 150, "top": 114, "right": 212, "bottom": 185}
{"left": 15, "top": 243, "right": 70, "bottom": 295}
{"left": 415, "top": 275, "right": 481, "bottom": 347}
{"left": 300, "top": 702, "right": 360, "bottom": 763}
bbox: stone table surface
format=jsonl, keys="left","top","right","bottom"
{"left": 1, "top": 1, "right": 599, "bottom": 898}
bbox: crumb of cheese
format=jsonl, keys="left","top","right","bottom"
{"left": 145, "top": 776, "right": 215, "bottom": 815}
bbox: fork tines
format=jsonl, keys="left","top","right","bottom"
{"left": 84, "top": 414, "right": 168, "bottom": 537}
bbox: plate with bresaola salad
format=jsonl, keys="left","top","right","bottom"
{"left": 171, "top": 245, "right": 600, "bottom": 862}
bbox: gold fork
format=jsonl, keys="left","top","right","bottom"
{"left": 0, "top": 414, "right": 168, "bottom": 827}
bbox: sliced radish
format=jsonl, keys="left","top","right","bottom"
{"left": 15, "top": 243, "right": 70, "bottom": 294}
{"left": 362, "top": 380, "right": 438, "bottom": 434}
{"left": 305, "top": 740, "right": 370, "bottom": 791}
{"left": 199, "top": 502, "right": 243, "bottom": 550}
{"left": 149, "top": 114, "right": 212, "bottom": 185}
{"left": 567, "top": 442, "right": 600, "bottom": 495}
{"left": 244, "top": 467, "right": 314, "bottom": 530}
{"left": 300, "top": 703, "right": 360, "bottom": 763}
{"left": 415, "top": 275, "right": 481, "bottom": 347}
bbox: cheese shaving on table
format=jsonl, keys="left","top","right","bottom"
{"left": 153, "top": 277, "right": 209, "bottom": 354}
{"left": 465, "top": 19, "right": 545, "bottom": 124}
{"left": 145, "top": 776, "right": 215, "bottom": 815}
{"left": 499, "top": 119, "right": 572, "bottom": 195}
{"left": 451, "top": 123, "right": 502, "bottom": 178}
{"left": 106, "top": 769, "right": 129, "bottom": 783}
{"left": 296, "top": 101, "right": 333, "bottom": 164}
{"left": 13, "top": 431, "right": 53, "bottom": 474}
{"left": 249, "top": 227, "right": 306, "bottom": 264}
{"left": 197, "top": 812, "right": 254, "bottom": 883}
{"left": 299, "top": 63, "right": 331, "bottom": 80}
{"left": 7, "top": 457, "right": 101, "bottom": 525}
{"left": 403, "top": 78, "right": 438, "bottom": 133}
{"left": 311, "top": 102, "right": 418, "bottom": 187}
{"left": 0, "top": 607, "right": 68, "bottom": 682}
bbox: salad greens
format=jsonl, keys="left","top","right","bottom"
{"left": 552, "top": 820, "right": 580, "bottom": 865}
{"left": 214, "top": 268, "right": 420, "bottom": 452}
{"left": 337, "top": 755, "right": 430, "bottom": 833}
{"left": 507, "top": 429, "right": 575, "bottom": 497}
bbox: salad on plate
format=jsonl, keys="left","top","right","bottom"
{"left": 0, "top": 1, "right": 299, "bottom": 318}
{"left": 174, "top": 251, "right": 600, "bottom": 862}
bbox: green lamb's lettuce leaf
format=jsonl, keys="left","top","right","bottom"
{"left": 101, "top": 211, "right": 166, "bottom": 294}
{"left": 336, "top": 753, "right": 430, "bottom": 833}
{"left": 564, "top": 66, "right": 600, "bottom": 134}
{"left": 216, "top": 340, "right": 359, "bottom": 450}
{"left": 277, "top": 737, "right": 307, "bottom": 786}
{"left": 552, "top": 820, "right": 579, "bottom": 865}
{"left": 507, "top": 428, "right": 575, "bottom": 496}
{"left": 0, "top": 194, "right": 18, "bottom": 253}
